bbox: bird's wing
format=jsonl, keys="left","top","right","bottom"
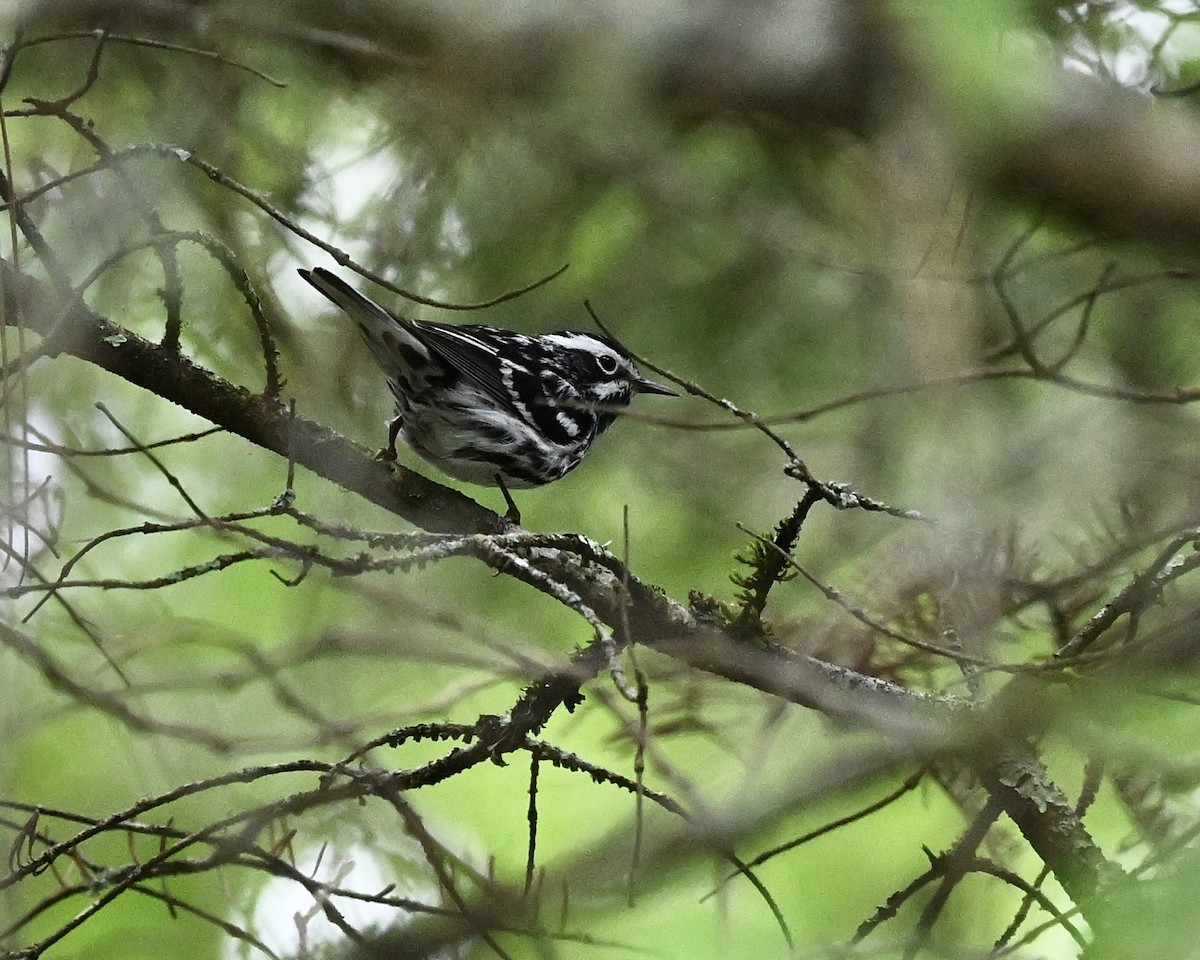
{"left": 415, "top": 323, "right": 589, "bottom": 442}
{"left": 301, "top": 267, "right": 510, "bottom": 401}
{"left": 407, "top": 321, "right": 522, "bottom": 410}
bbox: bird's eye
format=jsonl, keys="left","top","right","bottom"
{"left": 595, "top": 353, "right": 619, "bottom": 376}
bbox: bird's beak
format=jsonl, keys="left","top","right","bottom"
{"left": 634, "top": 376, "right": 679, "bottom": 397}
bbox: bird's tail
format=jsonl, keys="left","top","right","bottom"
{"left": 298, "top": 267, "right": 429, "bottom": 370}
{"left": 298, "top": 268, "right": 395, "bottom": 329}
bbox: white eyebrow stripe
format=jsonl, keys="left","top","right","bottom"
{"left": 541, "top": 333, "right": 609, "bottom": 354}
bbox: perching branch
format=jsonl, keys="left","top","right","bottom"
{"left": 1, "top": 256, "right": 1120, "bottom": 914}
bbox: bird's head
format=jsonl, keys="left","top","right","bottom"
{"left": 545, "top": 333, "right": 677, "bottom": 426}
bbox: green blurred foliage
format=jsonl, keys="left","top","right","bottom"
{"left": 7, "top": 1, "right": 1200, "bottom": 958}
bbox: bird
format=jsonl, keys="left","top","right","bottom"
{"left": 298, "top": 267, "right": 677, "bottom": 523}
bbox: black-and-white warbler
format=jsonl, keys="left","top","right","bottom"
{"left": 299, "top": 267, "right": 677, "bottom": 520}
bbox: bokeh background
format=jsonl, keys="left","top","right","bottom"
{"left": 6, "top": 2, "right": 1200, "bottom": 958}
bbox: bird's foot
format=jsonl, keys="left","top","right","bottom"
{"left": 495, "top": 474, "right": 522, "bottom": 526}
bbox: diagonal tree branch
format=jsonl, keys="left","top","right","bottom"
{"left": 2, "top": 259, "right": 1120, "bottom": 910}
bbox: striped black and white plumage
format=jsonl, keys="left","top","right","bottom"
{"left": 299, "top": 268, "right": 676, "bottom": 509}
